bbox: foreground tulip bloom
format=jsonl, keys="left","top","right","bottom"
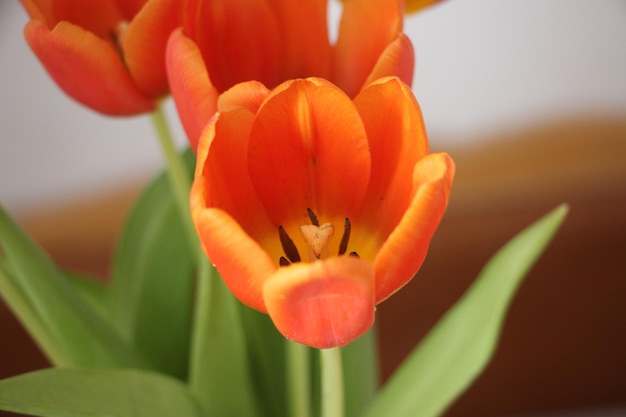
{"left": 167, "top": 0, "right": 415, "bottom": 150}
{"left": 191, "top": 77, "right": 455, "bottom": 348}
{"left": 20, "top": 0, "right": 182, "bottom": 115}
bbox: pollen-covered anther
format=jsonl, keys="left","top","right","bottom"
{"left": 300, "top": 223, "right": 334, "bottom": 260}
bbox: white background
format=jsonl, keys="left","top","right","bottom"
{"left": 1, "top": 0, "right": 625, "bottom": 215}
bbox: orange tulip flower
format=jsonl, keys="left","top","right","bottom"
{"left": 191, "top": 76, "right": 455, "bottom": 348}
{"left": 167, "top": 0, "right": 415, "bottom": 150}
{"left": 20, "top": 0, "right": 182, "bottom": 115}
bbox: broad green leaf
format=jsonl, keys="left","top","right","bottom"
{"left": 0, "top": 205, "right": 151, "bottom": 369}
{"left": 188, "top": 259, "right": 261, "bottom": 417}
{"left": 0, "top": 368, "right": 202, "bottom": 417}
{"left": 64, "top": 272, "right": 109, "bottom": 320}
{"left": 240, "top": 305, "right": 288, "bottom": 417}
{"left": 363, "top": 204, "right": 568, "bottom": 417}
{"left": 109, "top": 150, "right": 195, "bottom": 380}
{"left": 342, "top": 326, "right": 379, "bottom": 417}
{"left": 0, "top": 261, "right": 62, "bottom": 364}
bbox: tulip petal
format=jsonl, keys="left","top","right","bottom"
{"left": 195, "top": 109, "right": 276, "bottom": 248}
{"left": 353, "top": 77, "right": 428, "bottom": 250}
{"left": 248, "top": 79, "right": 371, "bottom": 239}
{"left": 192, "top": 108, "right": 277, "bottom": 312}
{"left": 24, "top": 20, "right": 154, "bottom": 115}
{"left": 217, "top": 81, "right": 270, "bottom": 114}
{"left": 363, "top": 34, "right": 415, "bottom": 88}
{"left": 166, "top": 28, "right": 219, "bottom": 151}
{"left": 183, "top": 0, "right": 281, "bottom": 91}
{"left": 266, "top": 0, "right": 331, "bottom": 79}
{"left": 263, "top": 257, "right": 375, "bottom": 348}
{"left": 121, "top": 0, "right": 181, "bottom": 97}
{"left": 374, "top": 152, "right": 455, "bottom": 302}
{"left": 406, "top": 0, "right": 445, "bottom": 14}
{"left": 192, "top": 205, "right": 276, "bottom": 313}
{"left": 23, "top": 0, "right": 124, "bottom": 40}
{"left": 333, "top": 0, "right": 403, "bottom": 97}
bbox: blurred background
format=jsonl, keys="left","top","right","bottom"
{"left": 1, "top": 1, "right": 625, "bottom": 416}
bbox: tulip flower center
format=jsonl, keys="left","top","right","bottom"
{"left": 278, "top": 208, "right": 357, "bottom": 266}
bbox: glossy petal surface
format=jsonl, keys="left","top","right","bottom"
{"left": 263, "top": 256, "right": 375, "bottom": 348}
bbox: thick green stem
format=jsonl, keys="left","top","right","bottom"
{"left": 287, "top": 341, "right": 311, "bottom": 417}
{"left": 321, "top": 347, "right": 344, "bottom": 417}
{"left": 150, "top": 105, "right": 197, "bottom": 251}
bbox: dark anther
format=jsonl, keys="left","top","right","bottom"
{"left": 306, "top": 208, "right": 320, "bottom": 226}
{"left": 338, "top": 217, "right": 351, "bottom": 255}
{"left": 349, "top": 251, "right": 360, "bottom": 258}
{"left": 279, "top": 256, "right": 291, "bottom": 267}
{"left": 279, "top": 225, "right": 301, "bottom": 263}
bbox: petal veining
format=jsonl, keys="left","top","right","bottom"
{"left": 248, "top": 79, "right": 371, "bottom": 239}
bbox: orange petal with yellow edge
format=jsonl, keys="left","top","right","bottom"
{"left": 24, "top": 20, "right": 154, "bottom": 115}
{"left": 354, "top": 77, "right": 427, "bottom": 240}
{"left": 121, "top": 0, "right": 181, "bottom": 97}
{"left": 363, "top": 34, "right": 415, "bottom": 88}
{"left": 263, "top": 256, "right": 375, "bottom": 348}
{"left": 248, "top": 78, "right": 371, "bottom": 227}
{"left": 374, "top": 152, "right": 455, "bottom": 302}
{"left": 166, "top": 28, "right": 219, "bottom": 151}
{"left": 333, "top": 0, "right": 402, "bottom": 97}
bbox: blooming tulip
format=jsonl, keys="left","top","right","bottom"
{"left": 167, "top": 0, "right": 415, "bottom": 150}
{"left": 20, "top": 0, "right": 182, "bottom": 115}
{"left": 190, "top": 77, "right": 455, "bottom": 348}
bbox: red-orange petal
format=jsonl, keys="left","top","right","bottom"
{"left": 363, "top": 34, "right": 415, "bottom": 88}
{"left": 406, "top": 0, "right": 445, "bottom": 14}
{"left": 192, "top": 108, "right": 278, "bottom": 312}
{"left": 333, "top": 0, "right": 403, "bottom": 97}
{"left": 263, "top": 256, "right": 375, "bottom": 348}
{"left": 24, "top": 19, "right": 154, "bottom": 115}
{"left": 374, "top": 152, "right": 455, "bottom": 302}
{"left": 354, "top": 77, "right": 427, "bottom": 241}
{"left": 182, "top": 0, "right": 281, "bottom": 91}
{"left": 121, "top": 0, "right": 181, "bottom": 97}
{"left": 265, "top": 0, "right": 331, "bottom": 79}
{"left": 192, "top": 204, "right": 276, "bottom": 313}
{"left": 247, "top": 78, "right": 371, "bottom": 229}
{"left": 166, "top": 28, "right": 219, "bottom": 151}
{"left": 217, "top": 80, "right": 270, "bottom": 114}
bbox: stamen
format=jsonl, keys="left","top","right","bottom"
{"left": 300, "top": 223, "right": 334, "bottom": 260}
{"left": 349, "top": 251, "right": 360, "bottom": 258}
{"left": 279, "top": 225, "right": 301, "bottom": 263}
{"left": 338, "top": 217, "right": 351, "bottom": 255}
{"left": 279, "top": 256, "right": 291, "bottom": 267}
{"left": 306, "top": 207, "right": 320, "bottom": 226}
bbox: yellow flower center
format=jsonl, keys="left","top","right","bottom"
{"left": 278, "top": 208, "right": 357, "bottom": 266}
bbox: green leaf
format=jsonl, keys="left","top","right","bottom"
{"left": 64, "top": 272, "right": 109, "bottom": 320}
{"left": 188, "top": 259, "right": 261, "bottom": 417}
{"left": 363, "top": 204, "right": 568, "bottom": 417}
{"left": 0, "top": 205, "right": 151, "bottom": 369}
{"left": 109, "top": 150, "right": 196, "bottom": 380}
{"left": 0, "top": 368, "right": 203, "bottom": 417}
{"left": 240, "top": 305, "right": 288, "bottom": 417}
{"left": 342, "top": 326, "right": 379, "bottom": 417}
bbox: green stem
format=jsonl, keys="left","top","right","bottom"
{"left": 321, "top": 347, "right": 344, "bottom": 417}
{"left": 287, "top": 341, "right": 311, "bottom": 417}
{"left": 150, "top": 104, "right": 197, "bottom": 251}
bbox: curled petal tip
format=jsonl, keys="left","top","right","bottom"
{"left": 263, "top": 257, "right": 375, "bottom": 348}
